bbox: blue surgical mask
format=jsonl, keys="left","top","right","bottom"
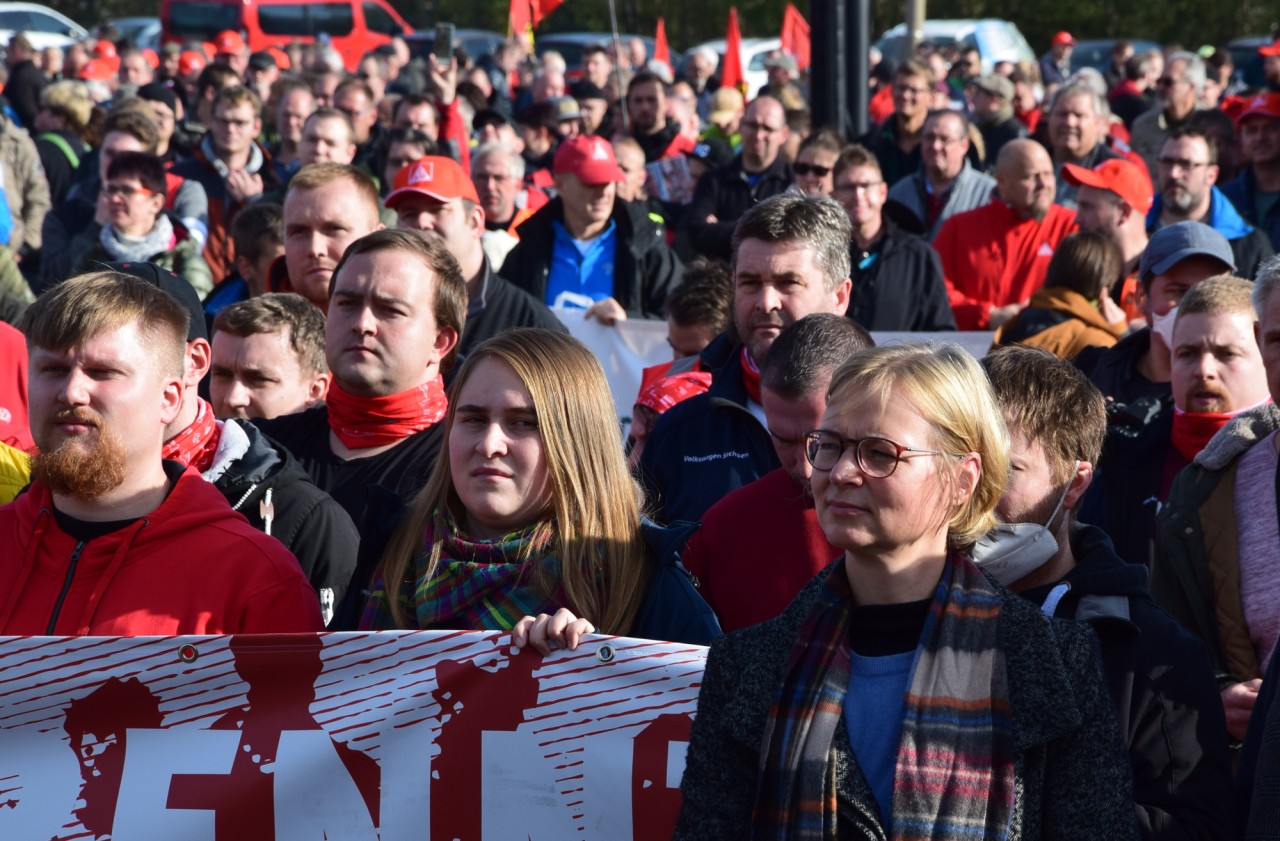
{"left": 971, "top": 465, "right": 1076, "bottom": 586}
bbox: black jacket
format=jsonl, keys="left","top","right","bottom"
{"left": 499, "top": 196, "right": 682, "bottom": 319}
{"left": 6, "top": 59, "right": 44, "bottom": 130}
{"left": 675, "top": 559, "right": 1140, "bottom": 840}
{"left": 211, "top": 419, "right": 360, "bottom": 624}
{"left": 859, "top": 116, "right": 923, "bottom": 187}
{"left": 636, "top": 335, "right": 779, "bottom": 524}
{"left": 633, "top": 520, "right": 722, "bottom": 645}
{"left": 682, "top": 153, "right": 792, "bottom": 260}
{"left": 977, "top": 115, "right": 1028, "bottom": 169}
{"left": 1022, "top": 524, "right": 1234, "bottom": 840}
{"left": 459, "top": 260, "right": 568, "bottom": 357}
{"left": 848, "top": 219, "right": 957, "bottom": 331}
{"left": 1076, "top": 330, "right": 1176, "bottom": 566}
{"left": 34, "top": 128, "right": 87, "bottom": 206}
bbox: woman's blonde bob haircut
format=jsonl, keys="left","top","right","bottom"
{"left": 825, "top": 342, "right": 1010, "bottom": 547}
{"left": 379, "top": 328, "right": 651, "bottom": 632}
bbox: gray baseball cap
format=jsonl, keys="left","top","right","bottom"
{"left": 1138, "top": 221, "right": 1236, "bottom": 282}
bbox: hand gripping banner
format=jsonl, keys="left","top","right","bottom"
{"left": 0, "top": 631, "right": 708, "bottom": 840}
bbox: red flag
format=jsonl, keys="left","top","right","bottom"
{"left": 780, "top": 3, "right": 810, "bottom": 72}
{"left": 529, "top": 0, "right": 563, "bottom": 28}
{"left": 654, "top": 17, "right": 670, "bottom": 68}
{"left": 509, "top": 0, "right": 532, "bottom": 44}
{"left": 721, "top": 7, "right": 745, "bottom": 93}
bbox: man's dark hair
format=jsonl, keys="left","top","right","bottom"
{"left": 385, "top": 125, "right": 436, "bottom": 154}
{"left": 1165, "top": 125, "right": 1219, "bottom": 166}
{"left": 393, "top": 93, "right": 437, "bottom": 125}
{"left": 334, "top": 77, "right": 375, "bottom": 105}
{"left": 105, "top": 151, "right": 167, "bottom": 197}
{"left": 665, "top": 259, "right": 732, "bottom": 332}
{"left": 925, "top": 108, "right": 970, "bottom": 135}
{"left": 731, "top": 193, "right": 852, "bottom": 292}
{"left": 583, "top": 43, "right": 609, "bottom": 60}
{"left": 196, "top": 63, "right": 240, "bottom": 100}
{"left": 213, "top": 292, "right": 328, "bottom": 376}
{"left": 761, "top": 314, "right": 873, "bottom": 399}
{"left": 626, "top": 70, "right": 666, "bottom": 101}
{"left": 982, "top": 344, "right": 1107, "bottom": 485}
{"left": 331, "top": 229, "right": 468, "bottom": 373}
{"left": 785, "top": 108, "right": 811, "bottom": 136}
{"left": 103, "top": 108, "right": 159, "bottom": 152}
{"left": 230, "top": 202, "right": 283, "bottom": 262}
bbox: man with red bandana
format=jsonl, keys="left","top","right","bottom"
{"left": 0, "top": 270, "right": 322, "bottom": 635}
{"left": 638, "top": 193, "right": 851, "bottom": 524}
{"left": 256, "top": 229, "right": 466, "bottom": 628}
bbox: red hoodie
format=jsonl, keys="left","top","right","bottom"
{"left": 0, "top": 468, "right": 324, "bottom": 636}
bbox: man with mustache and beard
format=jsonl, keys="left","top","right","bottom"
{"left": 680, "top": 314, "right": 871, "bottom": 632}
{"left": 933, "top": 139, "right": 1078, "bottom": 330}
{"left": 638, "top": 194, "right": 852, "bottom": 524}
{"left": 0, "top": 271, "right": 322, "bottom": 635}
{"left": 1153, "top": 272, "right": 1278, "bottom": 752}
{"left": 1149, "top": 128, "right": 1274, "bottom": 279}
{"left": 386, "top": 155, "right": 565, "bottom": 357}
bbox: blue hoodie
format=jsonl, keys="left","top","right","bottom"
{"left": 1147, "top": 185, "right": 1255, "bottom": 241}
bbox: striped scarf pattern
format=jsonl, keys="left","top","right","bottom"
{"left": 752, "top": 554, "right": 1014, "bottom": 840}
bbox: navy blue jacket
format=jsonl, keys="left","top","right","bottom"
{"left": 1222, "top": 166, "right": 1280, "bottom": 254}
{"left": 637, "top": 336, "right": 780, "bottom": 525}
{"left": 632, "top": 520, "right": 721, "bottom": 645}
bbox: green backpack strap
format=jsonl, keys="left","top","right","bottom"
{"left": 36, "top": 132, "right": 79, "bottom": 169}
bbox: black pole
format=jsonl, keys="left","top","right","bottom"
{"left": 848, "top": 0, "right": 870, "bottom": 138}
{"left": 808, "top": 0, "right": 849, "bottom": 137}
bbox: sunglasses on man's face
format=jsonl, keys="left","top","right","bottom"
{"left": 793, "top": 163, "right": 831, "bottom": 177}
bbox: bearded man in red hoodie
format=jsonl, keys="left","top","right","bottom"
{"left": 0, "top": 270, "right": 322, "bottom": 636}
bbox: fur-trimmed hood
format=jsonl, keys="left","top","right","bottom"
{"left": 1194, "top": 402, "right": 1280, "bottom": 471}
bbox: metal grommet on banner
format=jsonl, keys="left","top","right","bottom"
{"left": 178, "top": 643, "right": 199, "bottom": 663}
{"left": 596, "top": 643, "right": 615, "bottom": 664}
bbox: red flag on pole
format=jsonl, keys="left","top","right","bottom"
{"left": 780, "top": 3, "right": 810, "bottom": 72}
{"left": 530, "top": 0, "right": 563, "bottom": 28}
{"left": 721, "top": 7, "right": 745, "bottom": 93}
{"left": 509, "top": 0, "right": 532, "bottom": 46}
{"left": 654, "top": 17, "right": 670, "bottom": 68}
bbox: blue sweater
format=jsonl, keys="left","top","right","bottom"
{"left": 844, "top": 649, "right": 915, "bottom": 831}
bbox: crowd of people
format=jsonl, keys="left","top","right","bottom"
{"left": 5, "top": 18, "right": 1280, "bottom": 837}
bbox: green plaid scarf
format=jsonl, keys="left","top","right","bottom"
{"left": 362, "top": 507, "right": 565, "bottom": 631}
{"left": 752, "top": 554, "right": 1015, "bottom": 840}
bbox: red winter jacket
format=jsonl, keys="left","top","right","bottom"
{"left": 0, "top": 468, "right": 324, "bottom": 635}
{"left": 933, "top": 200, "right": 1078, "bottom": 330}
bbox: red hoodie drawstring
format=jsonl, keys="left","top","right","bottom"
{"left": 73, "top": 517, "right": 149, "bottom": 636}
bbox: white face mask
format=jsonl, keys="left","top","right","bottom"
{"left": 1150, "top": 305, "right": 1178, "bottom": 349}
{"left": 971, "top": 464, "right": 1077, "bottom": 586}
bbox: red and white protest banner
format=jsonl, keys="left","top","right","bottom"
{"left": 0, "top": 631, "right": 707, "bottom": 840}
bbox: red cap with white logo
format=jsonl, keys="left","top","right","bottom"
{"left": 553, "top": 135, "right": 627, "bottom": 186}
{"left": 385, "top": 156, "right": 481, "bottom": 208}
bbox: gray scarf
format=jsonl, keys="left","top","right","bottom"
{"left": 98, "top": 213, "right": 175, "bottom": 263}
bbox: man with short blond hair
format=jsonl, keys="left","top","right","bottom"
{"left": 0, "top": 271, "right": 322, "bottom": 635}
{"left": 277, "top": 163, "right": 383, "bottom": 309}
{"left": 298, "top": 108, "right": 357, "bottom": 166}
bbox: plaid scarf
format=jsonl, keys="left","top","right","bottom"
{"left": 362, "top": 507, "right": 566, "bottom": 631}
{"left": 752, "top": 554, "right": 1015, "bottom": 841}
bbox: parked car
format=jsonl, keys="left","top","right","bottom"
{"left": 107, "top": 16, "right": 162, "bottom": 51}
{"left": 1228, "top": 35, "right": 1271, "bottom": 91}
{"left": 875, "top": 19, "right": 1034, "bottom": 75}
{"left": 160, "top": 0, "right": 412, "bottom": 72}
{"left": 0, "top": 3, "right": 86, "bottom": 51}
{"left": 684, "top": 37, "right": 781, "bottom": 98}
{"left": 403, "top": 27, "right": 504, "bottom": 64}
{"left": 1071, "top": 38, "right": 1161, "bottom": 76}
{"left": 534, "top": 32, "right": 679, "bottom": 83}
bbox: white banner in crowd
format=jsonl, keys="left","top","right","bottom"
{"left": 0, "top": 631, "right": 706, "bottom": 840}
{"left": 551, "top": 307, "right": 995, "bottom": 423}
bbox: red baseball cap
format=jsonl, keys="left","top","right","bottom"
{"left": 1234, "top": 92, "right": 1280, "bottom": 127}
{"left": 553, "top": 135, "right": 626, "bottom": 185}
{"left": 78, "top": 58, "right": 114, "bottom": 82}
{"left": 1062, "top": 158, "right": 1153, "bottom": 214}
{"left": 385, "top": 156, "right": 480, "bottom": 209}
{"left": 178, "top": 50, "right": 207, "bottom": 77}
{"left": 1051, "top": 31, "right": 1076, "bottom": 47}
{"left": 267, "top": 46, "right": 291, "bottom": 70}
{"left": 215, "top": 30, "right": 246, "bottom": 55}
{"left": 1259, "top": 39, "right": 1280, "bottom": 57}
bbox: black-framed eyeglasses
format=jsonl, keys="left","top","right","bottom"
{"left": 102, "top": 184, "right": 156, "bottom": 199}
{"left": 793, "top": 163, "right": 831, "bottom": 177}
{"left": 804, "top": 429, "right": 949, "bottom": 477}
{"left": 1156, "top": 156, "right": 1211, "bottom": 171}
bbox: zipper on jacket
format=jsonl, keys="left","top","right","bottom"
{"left": 47, "top": 541, "right": 86, "bottom": 635}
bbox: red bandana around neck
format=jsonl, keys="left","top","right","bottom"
{"left": 162, "top": 398, "right": 221, "bottom": 473}
{"left": 326, "top": 377, "right": 448, "bottom": 450}
{"left": 1170, "top": 403, "right": 1265, "bottom": 462}
{"left": 741, "top": 346, "right": 762, "bottom": 404}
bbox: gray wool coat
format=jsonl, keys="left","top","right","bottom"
{"left": 673, "top": 561, "right": 1141, "bottom": 840}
